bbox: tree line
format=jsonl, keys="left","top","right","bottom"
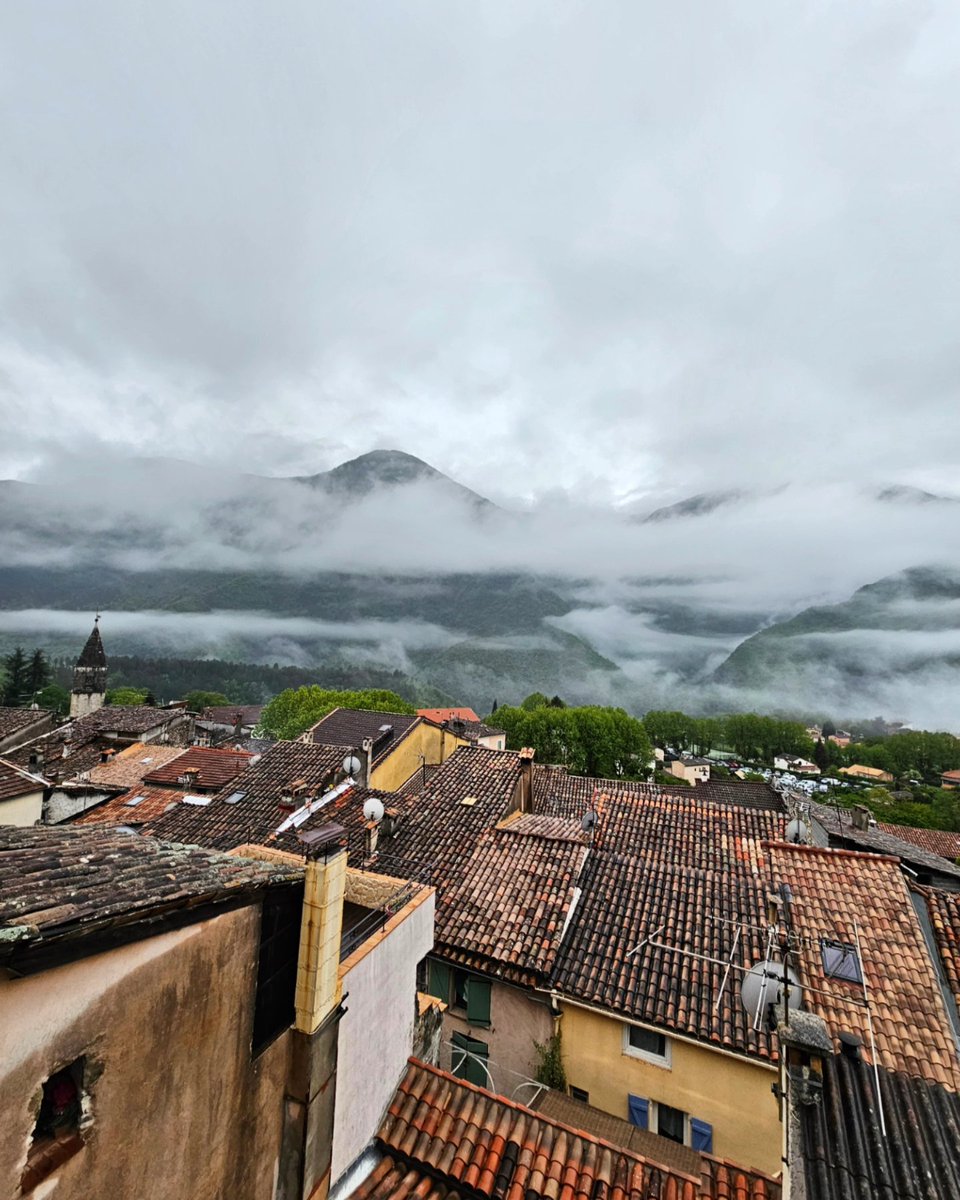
{"left": 490, "top": 696, "right": 651, "bottom": 778}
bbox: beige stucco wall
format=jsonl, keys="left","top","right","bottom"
{"left": 1, "top": 904, "right": 292, "bottom": 1200}
{"left": 0, "top": 788, "right": 43, "bottom": 827}
{"left": 332, "top": 884, "right": 435, "bottom": 1184}
{"left": 560, "top": 1001, "right": 780, "bottom": 1176}
{"left": 440, "top": 978, "right": 554, "bottom": 1100}
{"left": 370, "top": 723, "right": 468, "bottom": 792}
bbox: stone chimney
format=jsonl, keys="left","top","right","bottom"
{"left": 360, "top": 738, "right": 374, "bottom": 788}
{"left": 851, "top": 804, "right": 873, "bottom": 831}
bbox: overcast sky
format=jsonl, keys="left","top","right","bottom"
{"left": 2, "top": 1, "right": 959, "bottom": 503}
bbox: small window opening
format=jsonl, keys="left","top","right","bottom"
{"left": 657, "top": 1102, "right": 686, "bottom": 1144}
{"left": 570, "top": 1086, "right": 590, "bottom": 1104}
{"left": 453, "top": 969, "right": 469, "bottom": 1010}
{"left": 21, "top": 1058, "right": 86, "bottom": 1193}
{"left": 821, "top": 939, "right": 863, "bottom": 984}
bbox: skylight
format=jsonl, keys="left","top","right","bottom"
{"left": 224, "top": 791, "right": 246, "bottom": 805}
{"left": 182, "top": 795, "right": 212, "bottom": 807}
{"left": 124, "top": 795, "right": 145, "bottom": 807}
{"left": 821, "top": 939, "right": 863, "bottom": 984}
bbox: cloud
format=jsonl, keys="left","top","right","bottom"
{"left": 1, "top": 3, "right": 959, "bottom": 498}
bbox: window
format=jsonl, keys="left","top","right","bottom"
{"left": 252, "top": 887, "right": 303, "bottom": 1054}
{"left": 21, "top": 1059, "right": 86, "bottom": 1192}
{"left": 427, "top": 959, "right": 451, "bottom": 1004}
{"left": 570, "top": 1086, "right": 590, "bottom": 1104}
{"left": 452, "top": 1031, "right": 489, "bottom": 1088}
{"left": 657, "top": 1102, "right": 686, "bottom": 1144}
{"left": 451, "top": 968, "right": 492, "bottom": 1026}
{"left": 821, "top": 940, "right": 863, "bottom": 984}
{"left": 454, "top": 969, "right": 469, "bottom": 1009}
{"left": 623, "top": 1023, "right": 671, "bottom": 1066}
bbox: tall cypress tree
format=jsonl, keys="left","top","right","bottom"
{"left": 2, "top": 647, "right": 29, "bottom": 705}
{"left": 27, "top": 649, "right": 50, "bottom": 698}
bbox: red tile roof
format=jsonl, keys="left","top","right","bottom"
{"left": 434, "top": 824, "right": 587, "bottom": 986}
{"left": 767, "top": 843, "right": 960, "bottom": 1090}
{"left": 361, "top": 1058, "right": 780, "bottom": 1200}
{"left": 915, "top": 883, "right": 960, "bottom": 1015}
{"left": 0, "top": 757, "right": 46, "bottom": 802}
{"left": 877, "top": 822, "right": 960, "bottom": 862}
{"left": 73, "top": 784, "right": 189, "bottom": 826}
{"left": 146, "top": 740, "right": 348, "bottom": 849}
{"left": 84, "top": 742, "right": 186, "bottom": 790}
{"left": 418, "top": 707, "right": 480, "bottom": 723}
{"left": 141, "top": 745, "right": 253, "bottom": 790}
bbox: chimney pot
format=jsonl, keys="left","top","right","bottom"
{"left": 838, "top": 1031, "right": 862, "bottom": 1060}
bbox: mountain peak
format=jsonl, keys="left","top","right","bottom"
{"left": 297, "top": 449, "right": 493, "bottom": 508}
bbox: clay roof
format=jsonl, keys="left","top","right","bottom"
{"left": 798, "top": 1052, "right": 960, "bottom": 1200}
{"left": 877, "top": 822, "right": 960, "bottom": 862}
{"left": 417, "top": 707, "right": 481, "bottom": 723}
{"left": 0, "top": 756, "right": 46, "bottom": 802}
{"left": 554, "top": 841, "right": 776, "bottom": 1060}
{"left": 146, "top": 740, "right": 347, "bottom": 849}
{"left": 367, "top": 747, "right": 522, "bottom": 884}
{"left": 915, "top": 884, "right": 960, "bottom": 1015}
{"left": 76, "top": 621, "right": 107, "bottom": 669}
{"left": 767, "top": 843, "right": 960, "bottom": 1089}
{"left": 67, "top": 705, "right": 184, "bottom": 738}
{"left": 357, "top": 1058, "right": 780, "bottom": 1200}
{"left": 308, "top": 708, "right": 421, "bottom": 762}
{"left": 0, "top": 824, "right": 302, "bottom": 970}
{"left": 141, "top": 745, "right": 253, "bottom": 790}
{"left": 84, "top": 742, "right": 185, "bottom": 790}
{"left": 433, "top": 824, "right": 587, "bottom": 986}
{"left": 73, "top": 784, "right": 190, "bottom": 827}
{"left": 943, "top": 770, "right": 960, "bottom": 782}
{"left": 0, "top": 707, "right": 50, "bottom": 742}
{"left": 199, "top": 705, "right": 264, "bottom": 726}
{"left": 534, "top": 767, "right": 784, "bottom": 820}
{"left": 808, "top": 800, "right": 960, "bottom": 883}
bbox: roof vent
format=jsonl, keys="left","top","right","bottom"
{"left": 460, "top": 795, "right": 478, "bottom": 807}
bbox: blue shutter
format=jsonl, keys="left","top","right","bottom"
{"left": 691, "top": 1118, "right": 713, "bottom": 1153}
{"left": 627, "top": 1095, "right": 649, "bottom": 1130}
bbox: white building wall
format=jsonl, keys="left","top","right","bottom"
{"left": 0, "top": 789, "right": 43, "bottom": 826}
{"left": 331, "top": 888, "right": 435, "bottom": 1185}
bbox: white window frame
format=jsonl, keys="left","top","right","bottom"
{"left": 622, "top": 1022, "right": 672, "bottom": 1068}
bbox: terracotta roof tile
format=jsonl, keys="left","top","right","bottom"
{"left": 84, "top": 742, "right": 185, "bottom": 790}
{"left": 73, "top": 784, "right": 189, "bottom": 826}
{"left": 141, "top": 745, "right": 253, "bottom": 790}
{"left": 146, "top": 740, "right": 348, "bottom": 848}
{"left": 0, "top": 756, "right": 46, "bottom": 802}
{"left": 434, "top": 826, "right": 587, "bottom": 985}
{"left": 0, "top": 823, "right": 302, "bottom": 967}
{"left": 360, "top": 1059, "right": 780, "bottom": 1200}
{"left": 308, "top": 708, "right": 421, "bottom": 762}
{"left": 915, "top": 883, "right": 960, "bottom": 1015}
{"left": 767, "top": 843, "right": 960, "bottom": 1089}
{"left": 877, "top": 822, "right": 960, "bottom": 863}
{"left": 0, "top": 707, "right": 51, "bottom": 742}
{"left": 199, "top": 705, "right": 264, "bottom": 726}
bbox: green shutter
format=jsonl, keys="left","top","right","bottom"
{"left": 453, "top": 1031, "right": 489, "bottom": 1088}
{"left": 427, "top": 959, "right": 451, "bottom": 1003}
{"left": 466, "top": 976, "right": 491, "bottom": 1026}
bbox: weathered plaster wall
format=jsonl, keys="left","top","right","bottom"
{"left": 0, "top": 788, "right": 43, "bottom": 827}
{"left": 44, "top": 787, "right": 115, "bottom": 824}
{"left": 0, "top": 904, "right": 293, "bottom": 1200}
{"left": 441, "top": 979, "right": 554, "bottom": 1099}
{"left": 331, "top": 886, "right": 435, "bottom": 1185}
{"left": 560, "top": 1000, "right": 780, "bottom": 1176}
{"left": 370, "top": 723, "right": 468, "bottom": 792}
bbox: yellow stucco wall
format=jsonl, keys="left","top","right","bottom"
{"left": 0, "top": 789, "right": 43, "bottom": 827}
{"left": 370, "top": 722, "right": 468, "bottom": 791}
{"left": 560, "top": 1001, "right": 781, "bottom": 1176}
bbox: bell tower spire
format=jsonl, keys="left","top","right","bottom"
{"left": 70, "top": 615, "right": 108, "bottom": 719}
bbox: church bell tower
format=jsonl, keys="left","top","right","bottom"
{"left": 70, "top": 616, "right": 108, "bottom": 719}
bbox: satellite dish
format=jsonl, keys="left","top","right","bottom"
{"left": 363, "top": 796, "right": 385, "bottom": 824}
{"left": 580, "top": 810, "right": 598, "bottom": 833}
{"left": 343, "top": 754, "right": 362, "bottom": 776}
{"left": 740, "top": 960, "right": 801, "bottom": 1018}
{"left": 785, "top": 818, "right": 809, "bottom": 844}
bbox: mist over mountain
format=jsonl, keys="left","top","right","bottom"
{"left": 2, "top": 448, "right": 960, "bottom": 724}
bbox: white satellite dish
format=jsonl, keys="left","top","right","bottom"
{"left": 343, "top": 754, "right": 362, "bottom": 776}
{"left": 740, "top": 960, "right": 801, "bottom": 1019}
{"left": 785, "top": 818, "right": 809, "bottom": 844}
{"left": 580, "top": 810, "right": 598, "bottom": 833}
{"left": 363, "top": 796, "right": 385, "bottom": 824}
